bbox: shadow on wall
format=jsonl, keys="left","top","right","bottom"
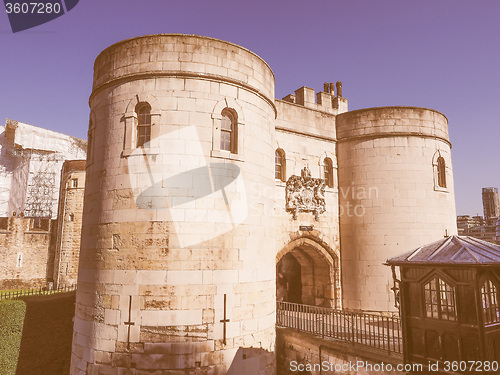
{"left": 227, "top": 347, "right": 276, "bottom": 375}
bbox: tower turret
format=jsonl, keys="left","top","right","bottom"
{"left": 336, "top": 106, "right": 457, "bottom": 311}
{"left": 71, "top": 34, "right": 276, "bottom": 374}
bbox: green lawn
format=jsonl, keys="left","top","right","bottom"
{"left": 0, "top": 299, "right": 26, "bottom": 375}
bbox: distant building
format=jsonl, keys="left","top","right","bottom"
{"left": 457, "top": 215, "right": 483, "bottom": 235}
{"left": 456, "top": 215, "right": 497, "bottom": 243}
{"left": 0, "top": 119, "right": 87, "bottom": 218}
{"left": 0, "top": 119, "right": 86, "bottom": 289}
{"left": 456, "top": 187, "right": 500, "bottom": 243}
{"left": 483, "top": 187, "right": 500, "bottom": 225}
{"left": 468, "top": 223, "right": 498, "bottom": 243}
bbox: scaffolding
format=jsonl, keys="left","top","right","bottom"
{"left": 1, "top": 119, "right": 87, "bottom": 218}
{"left": 15, "top": 150, "right": 63, "bottom": 218}
{"left": 24, "top": 168, "right": 56, "bottom": 218}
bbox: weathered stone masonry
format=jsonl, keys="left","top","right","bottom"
{"left": 53, "top": 160, "right": 86, "bottom": 287}
{"left": 70, "top": 34, "right": 457, "bottom": 374}
{"left": 0, "top": 217, "right": 56, "bottom": 289}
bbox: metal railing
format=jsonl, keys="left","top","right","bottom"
{"left": 0, "top": 284, "right": 77, "bottom": 300}
{"left": 277, "top": 301, "right": 402, "bottom": 355}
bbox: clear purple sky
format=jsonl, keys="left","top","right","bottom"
{"left": 1, "top": 0, "right": 498, "bottom": 216}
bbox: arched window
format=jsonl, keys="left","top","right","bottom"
{"left": 437, "top": 156, "right": 446, "bottom": 188}
{"left": 275, "top": 149, "right": 286, "bottom": 182}
{"left": 123, "top": 94, "right": 161, "bottom": 155}
{"left": 481, "top": 279, "right": 500, "bottom": 324}
{"left": 323, "top": 157, "right": 334, "bottom": 188}
{"left": 424, "top": 276, "right": 456, "bottom": 321}
{"left": 220, "top": 108, "right": 237, "bottom": 153}
{"left": 136, "top": 103, "right": 152, "bottom": 147}
{"left": 210, "top": 100, "right": 244, "bottom": 161}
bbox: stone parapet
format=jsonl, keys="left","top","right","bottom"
{"left": 275, "top": 100, "right": 337, "bottom": 141}
{"left": 336, "top": 106, "right": 449, "bottom": 144}
{"left": 91, "top": 34, "right": 275, "bottom": 112}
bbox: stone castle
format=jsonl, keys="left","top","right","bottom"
{"left": 67, "top": 34, "right": 458, "bottom": 374}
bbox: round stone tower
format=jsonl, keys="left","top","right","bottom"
{"left": 71, "top": 34, "right": 276, "bottom": 374}
{"left": 336, "top": 107, "right": 457, "bottom": 311}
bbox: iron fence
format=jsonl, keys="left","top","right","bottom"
{"left": 0, "top": 284, "right": 77, "bottom": 300}
{"left": 277, "top": 301, "right": 402, "bottom": 355}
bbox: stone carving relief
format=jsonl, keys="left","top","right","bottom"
{"left": 285, "top": 166, "right": 326, "bottom": 221}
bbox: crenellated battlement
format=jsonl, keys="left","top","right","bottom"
{"left": 281, "top": 81, "right": 348, "bottom": 114}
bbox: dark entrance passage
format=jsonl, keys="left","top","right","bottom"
{"left": 277, "top": 253, "right": 302, "bottom": 303}
{"left": 276, "top": 237, "right": 339, "bottom": 308}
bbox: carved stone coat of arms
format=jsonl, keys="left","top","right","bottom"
{"left": 285, "top": 166, "right": 326, "bottom": 220}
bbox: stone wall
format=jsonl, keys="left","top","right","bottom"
{"left": 0, "top": 217, "right": 56, "bottom": 289}
{"left": 274, "top": 100, "right": 341, "bottom": 308}
{"left": 53, "top": 160, "right": 86, "bottom": 287}
{"left": 277, "top": 328, "right": 405, "bottom": 375}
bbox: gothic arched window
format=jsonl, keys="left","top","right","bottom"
{"left": 424, "top": 276, "right": 456, "bottom": 321}
{"left": 275, "top": 149, "right": 286, "bottom": 182}
{"left": 220, "top": 108, "right": 237, "bottom": 153}
{"left": 437, "top": 156, "right": 446, "bottom": 188}
{"left": 324, "top": 157, "right": 334, "bottom": 188}
{"left": 136, "top": 103, "right": 152, "bottom": 147}
{"left": 481, "top": 279, "right": 500, "bottom": 324}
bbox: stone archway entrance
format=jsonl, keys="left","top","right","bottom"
{"left": 276, "top": 237, "right": 340, "bottom": 308}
